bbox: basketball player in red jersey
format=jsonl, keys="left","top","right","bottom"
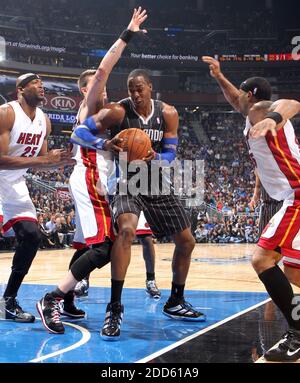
{"left": 0, "top": 73, "right": 74, "bottom": 323}
{"left": 203, "top": 55, "right": 300, "bottom": 361}
{"left": 72, "top": 69, "right": 206, "bottom": 341}
{"left": 36, "top": 8, "right": 150, "bottom": 334}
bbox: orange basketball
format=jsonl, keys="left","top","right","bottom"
{"left": 116, "top": 128, "right": 152, "bottom": 162}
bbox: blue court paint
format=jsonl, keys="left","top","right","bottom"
{"left": 0, "top": 284, "right": 267, "bottom": 363}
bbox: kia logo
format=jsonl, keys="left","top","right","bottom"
{"left": 50, "top": 96, "right": 76, "bottom": 111}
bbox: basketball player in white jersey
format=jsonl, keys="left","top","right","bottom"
{"left": 0, "top": 73, "right": 74, "bottom": 323}
{"left": 203, "top": 55, "right": 300, "bottom": 361}
{"left": 36, "top": 8, "right": 149, "bottom": 334}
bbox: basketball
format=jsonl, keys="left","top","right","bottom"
{"left": 116, "top": 128, "right": 152, "bottom": 162}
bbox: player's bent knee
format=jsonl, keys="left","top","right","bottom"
{"left": 251, "top": 247, "right": 276, "bottom": 273}
{"left": 189, "top": 235, "right": 196, "bottom": 248}
{"left": 71, "top": 242, "right": 111, "bottom": 280}
{"left": 14, "top": 221, "right": 41, "bottom": 246}
{"left": 251, "top": 254, "right": 262, "bottom": 272}
{"left": 26, "top": 227, "right": 42, "bottom": 245}
{"left": 119, "top": 226, "right": 136, "bottom": 244}
{"left": 184, "top": 237, "right": 196, "bottom": 253}
{"left": 174, "top": 230, "right": 195, "bottom": 252}
{"left": 89, "top": 242, "right": 111, "bottom": 268}
{"left": 88, "top": 251, "right": 110, "bottom": 268}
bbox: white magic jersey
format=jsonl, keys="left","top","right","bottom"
{"left": 244, "top": 116, "right": 300, "bottom": 201}
{"left": 0, "top": 101, "right": 47, "bottom": 182}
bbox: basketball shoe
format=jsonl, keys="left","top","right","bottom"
{"left": 101, "top": 302, "right": 124, "bottom": 341}
{"left": 1, "top": 297, "right": 35, "bottom": 322}
{"left": 60, "top": 291, "right": 85, "bottom": 319}
{"left": 163, "top": 297, "right": 206, "bottom": 321}
{"left": 74, "top": 278, "right": 89, "bottom": 297}
{"left": 36, "top": 293, "right": 64, "bottom": 334}
{"left": 146, "top": 279, "right": 161, "bottom": 300}
{"left": 264, "top": 328, "right": 300, "bottom": 361}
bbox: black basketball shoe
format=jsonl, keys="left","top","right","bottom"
{"left": 101, "top": 302, "right": 124, "bottom": 341}
{"left": 60, "top": 291, "right": 85, "bottom": 319}
{"left": 146, "top": 280, "right": 161, "bottom": 300}
{"left": 264, "top": 328, "right": 300, "bottom": 362}
{"left": 163, "top": 297, "right": 206, "bottom": 322}
{"left": 36, "top": 293, "right": 64, "bottom": 334}
{"left": 1, "top": 297, "right": 35, "bottom": 323}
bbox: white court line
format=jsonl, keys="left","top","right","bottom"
{"left": 30, "top": 321, "right": 91, "bottom": 363}
{"left": 136, "top": 298, "right": 271, "bottom": 363}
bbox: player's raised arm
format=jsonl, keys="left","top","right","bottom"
{"left": 269, "top": 98, "right": 300, "bottom": 124}
{"left": 202, "top": 56, "right": 241, "bottom": 113}
{"left": 84, "top": 7, "right": 148, "bottom": 116}
{"left": 250, "top": 99, "right": 300, "bottom": 138}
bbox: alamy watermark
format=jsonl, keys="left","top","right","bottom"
{"left": 0, "top": 36, "right": 5, "bottom": 61}
{"left": 97, "top": 153, "right": 205, "bottom": 207}
{"left": 292, "top": 296, "right": 300, "bottom": 321}
{"left": 291, "top": 36, "right": 300, "bottom": 60}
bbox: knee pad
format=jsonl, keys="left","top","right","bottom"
{"left": 87, "top": 241, "right": 112, "bottom": 268}
{"left": 68, "top": 247, "right": 89, "bottom": 269}
{"left": 14, "top": 221, "right": 41, "bottom": 246}
{"left": 70, "top": 240, "right": 112, "bottom": 281}
{"left": 11, "top": 221, "right": 41, "bottom": 275}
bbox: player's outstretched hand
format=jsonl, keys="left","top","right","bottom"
{"left": 46, "top": 149, "right": 76, "bottom": 167}
{"left": 250, "top": 118, "right": 277, "bottom": 138}
{"left": 202, "top": 56, "right": 221, "bottom": 78}
{"left": 127, "top": 6, "right": 148, "bottom": 34}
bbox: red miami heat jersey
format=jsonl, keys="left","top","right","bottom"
{"left": 0, "top": 101, "right": 47, "bottom": 182}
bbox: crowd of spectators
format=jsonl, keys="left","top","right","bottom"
{"left": 177, "top": 109, "right": 260, "bottom": 243}
{"left": 194, "top": 214, "right": 259, "bottom": 244}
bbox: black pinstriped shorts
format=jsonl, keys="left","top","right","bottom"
{"left": 111, "top": 193, "right": 191, "bottom": 236}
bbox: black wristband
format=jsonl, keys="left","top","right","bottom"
{"left": 119, "top": 29, "right": 135, "bottom": 44}
{"left": 265, "top": 111, "right": 283, "bottom": 125}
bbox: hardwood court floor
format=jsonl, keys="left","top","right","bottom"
{"left": 0, "top": 243, "right": 266, "bottom": 293}
{"left": 1, "top": 243, "right": 299, "bottom": 364}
